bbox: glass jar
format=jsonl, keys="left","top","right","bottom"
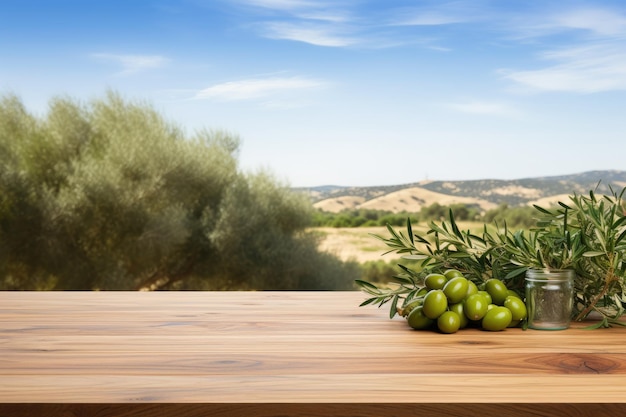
{"left": 525, "top": 269, "right": 574, "bottom": 330}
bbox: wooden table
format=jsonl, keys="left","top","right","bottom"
{"left": 1, "top": 291, "right": 625, "bottom": 417}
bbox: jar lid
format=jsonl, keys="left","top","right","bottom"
{"left": 525, "top": 268, "right": 575, "bottom": 280}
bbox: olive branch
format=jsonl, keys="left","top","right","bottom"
{"left": 357, "top": 186, "right": 626, "bottom": 328}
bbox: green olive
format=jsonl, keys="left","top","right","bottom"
{"left": 443, "top": 276, "right": 469, "bottom": 304}
{"left": 466, "top": 280, "right": 479, "bottom": 298}
{"left": 485, "top": 279, "right": 509, "bottom": 305}
{"left": 507, "top": 289, "right": 522, "bottom": 299}
{"left": 508, "top": 319, "right": 522, "bottom": 328}
{"left": 477, "top": 290, "right": 492, "bottom": 305}
{"left": 407, "top": 306, "right": 434, "bottom": 330}
{"left": 422, "top": 289, "right": 448, "bottom": 319}
{"left": 482, "top": 306, "right": 513, "bottom": 331}
{"left": 437, "top": 311, "right": 461, "bottom": 334}
{"left": 503, "top": 295, "right": 528, "bottom": 321}
{"left": 449, "top": 302, "right": 469, "bottom": 329}
{"left": 424, "top": 273, "right": 447, "bottom": 290}
{"left": 399, "top": 296, "right": 424, "bottom": 317}
{"left": 417, "top": 287, "right": 429, "bottom": 297}
{"left": 463, "top": 293, "right": 489, "bottom": 321}
{"left": 443, "top": 269, "right": 464, "bottom": 280}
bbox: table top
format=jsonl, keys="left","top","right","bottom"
{"left": 1, "top": 291, "right": 626, "bottom": 417}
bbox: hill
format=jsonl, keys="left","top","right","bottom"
{"left": 296, "top": 170, "right": 626, "bottom": 213}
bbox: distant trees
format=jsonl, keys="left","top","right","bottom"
{"left": 0, "top": 92, "right": 359, "bottom": 290}
{"left": 312, "top": 203, "right": 538, "bottom": 229}
{"left": 482, "top": 203, "right": 538, "bottom": 229}
{"left": 311, "top": 209, "right": 418, "bottom": 228}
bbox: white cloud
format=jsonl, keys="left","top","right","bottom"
{"left": 261, "top": 22, "right": 357, "bottom": 46}
{"left": 499, "top": 6, "right": 626, "bottom": 94}
{"left": 195, "top": 76, "right": 328, "bottom": 100}
{"left": 91, "top": 53, "right": 168, "bottom": 75}
{"left": 386, "top": 2, "right": 481, "bottom": 27}
{"left": 551, "top": 8, "right": 626, "bottom": 36}
{"left": 230, "top": 0, "right": 480, "bottom": 48}
{"left": 230, "top": 0, "right": 358, "bottom": 45}
{"left": 237, "top": 0, "right": 320, "bottom": 11}
{"left": 234, "top": 0, "right": 349, "bottom": 22}
{"left": 502, "top": 43, "right": 626, "bottom": 93}
{"left": 297, "top": 11, "right": 350, "bottom": 23}
{"left": 503, "top": 6, "right": 626, "bottom": 40}
{"left": 391, "top": 12, "right": 469, "bottom": 26}
{"left": 447, "top": 100, "right": 522, "bottom": 117}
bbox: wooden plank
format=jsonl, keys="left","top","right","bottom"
{"left": 4, "top": 351, "right": 626, "bottom": 376}
{"left": 1, "top": 403, "right": 625, "bottom": 417}
{"left": 1, "top": 291, "right": 626, "bottom": 416}
{"left": 3, "top": 373, "right": 626, "bottom": 402}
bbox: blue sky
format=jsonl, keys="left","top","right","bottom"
{"left": 2, "top": 0, "right": 626, "bottom": 187}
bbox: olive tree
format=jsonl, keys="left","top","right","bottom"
{"left": 0, "top": 92, "right": 358, "bottom": 290}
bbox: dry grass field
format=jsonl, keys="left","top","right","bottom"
{"left": 312, "top": 227, "right": 399, "bottom": 263}
{"left": 313, "top": 222, "right": 493, "bottom": 263}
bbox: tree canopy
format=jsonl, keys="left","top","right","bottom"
{"left": 0, "top": 92, "right": 359, "bottom": 290}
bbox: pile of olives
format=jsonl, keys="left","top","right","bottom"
{"left": 404, "top": 269, "right": 527, "bottom": 334}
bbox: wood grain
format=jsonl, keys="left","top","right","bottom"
{"left": 1, "top": 291, "right": 626, "bottom": 416}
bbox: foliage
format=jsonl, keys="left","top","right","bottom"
{"left": 358, "top": 259, "right": 400, "bottom": 285}
{"left": 0, "top": 92, "right": 359, "bottom": 290}
{"left": 482, "top": 203, "right": 537, "bottom": 229}
{"left": 356, "top": 187, "right": 626, "bottom": 327}
{"left": 527, "top": 188, "right": 626, "bottom": 327}
{"left": 312, "top": 202, "right": 532, "bottom": 229}
{"left": 311, "top": 209, "right": 417, "bottom": 227}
